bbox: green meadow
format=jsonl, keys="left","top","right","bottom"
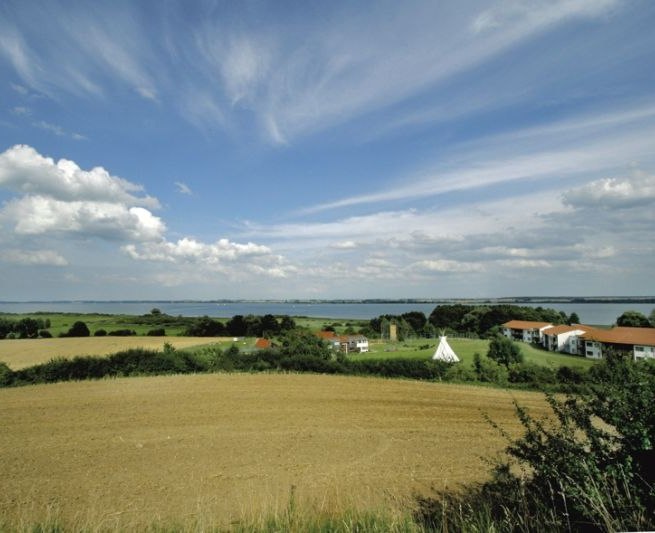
{"left": 358, "top": 337, "right": 594, "bottom": 370}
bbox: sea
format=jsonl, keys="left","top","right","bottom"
{"left": 0, "top": 301, "right": 653, "bottom": 326}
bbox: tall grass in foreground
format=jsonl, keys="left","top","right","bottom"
{"left": 0, "top": 506, "right": 421, "bottom": 533}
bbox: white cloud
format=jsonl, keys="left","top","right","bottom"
{"left": 11, "top": 106, "right": 30, "bottom": 116}
{"left": 302, "top": 102, "right": 655, "bottom": 214}
{"left": 3, "top": 196, "right": 165, "bottom": 241}
{"left": 2, "top": 249, "right": 68, "bottom": 266}
{"left": 330, "top": 240, "right": 358, "bottom": 250}
{"left": 124, "top": 237, "right": 295, "bottom": 278}
{"left": 411, "top": 259, "right": 485, "bottom": 273}
{"left": 174, "top": 181, "right": 192, "bottom": 195}
{"left": 0, "top": 145, "right": 159, "bottom": 208}
{"left": 0, "top": 145, "right": 165, "bottom": 242}
{"left": 33, "top": 120, "right": 65, "bottom": 136}
{"left": 563, "top": 171, "right": 655, "bottom": 209}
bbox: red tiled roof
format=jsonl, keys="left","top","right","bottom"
{"left": 316, "top": 330, "right": 338, "bottom": 340}
{"left": 542, "top": 324, "right": 596, "bottom": 336}
{"left": 503, "top": 320, "right": 553, "bottom": 330}
{"left": 582, "top": 327, "right": 655, "bottom": 346}
{"left": 255, "top": 338, "right": 272, "bottom": 349}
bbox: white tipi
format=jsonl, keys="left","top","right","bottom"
{"left": 432, "top": 335, "right": 460, "bottom": 362}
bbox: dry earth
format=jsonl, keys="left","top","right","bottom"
{"left": 0, "top": 373, "right": 548, "bottom": 529}
{"left": 0, "top": 337, "right": 224, "bottom": 370}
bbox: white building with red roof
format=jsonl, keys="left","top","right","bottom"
{"left": 501, "top": 320, "right": 554, "bottom": 344}
{"left": 502, "top": 320, "right": 655, "bottom": 360}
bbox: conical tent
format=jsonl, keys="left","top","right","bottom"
{"left": 432, "top": 336, "right": 460, "bottom": 362}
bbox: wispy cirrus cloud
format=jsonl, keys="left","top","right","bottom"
{"left": 1, "top": 1, "right": 624, "bottom": 143}
{"left": 174, "top": 181, "right": 192, "bottom": 195}
{"left": 301, "top": 101, "right": 655, "bottom": 214}
{"left": 0, "top": 3, "right": 157, "bottom": 99}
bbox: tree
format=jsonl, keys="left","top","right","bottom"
{"left": 279, "top": 315, "right": 296, "bottom": 331}
{"left": 15, "top": 317, "right": 40, "bottom": 338}
{"left": 401, "top": 311, "right": 427, "bottom": 335}
{"left": 651, "top": 308, "right": 655, "bottom": 328}
{"left": 279, "top": 330, "right": 331, "bottom": 360}
{"left": 487, "top": 335, "right": 523, "bottom": 368}
{"left": 185, "top": 316, "right": 225, "bottom": 336}
{"left": 65, "top": 321, "right": 90, "bottom": 337}
{"left": 260, "top": 314, "right": 280, "bottom": 337}
{"left": 226, "top": 315, "right": 247, "bottom": 337}
{"left": 616, "top": 310, "right": 651, "bottom": 328}
{"left": 567, "top": 311, "right": 580, "bottom": 325}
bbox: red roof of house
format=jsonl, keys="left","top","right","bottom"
{"left": 316, "top": 330, "right": 338, "bottom": 340}
{"left": 542, "top": 324, "right": 596, "bottom": 336}
{"left": 503, "top": 320, "right": 553, "bottom": 330}
{"left": 581, "top": 327, "right": 655, "bottom": 346}
{"left": 255, "top": 338, "right": 272, "bottom": 349}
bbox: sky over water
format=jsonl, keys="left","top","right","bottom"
{"left": 1, "top": 0, "right": 654, "bottom": 299}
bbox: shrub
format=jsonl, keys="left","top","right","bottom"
{"left": 416, "top": 353, "right": 655, "bottom": 532}
{"left": 507, "top": 363, "right": 557, "bottom": 386}
{"left": 473, "top": 353, "right": 508, "bottom": 384}
{"left": 107, "top": 329, "right": 136, "bottom": 336}
{"left": 0, "top": 361, "right": 13, "bottom": 386}
{"left": 62, "top": 321, "right": 90, "bottom": 337}
{"left": 147, "top": 328, "right": 166, "bottom": 336}
{"left": 38, "top": 329, "right": 52, "bottom": 338}
{"left": 487, "top": 335, "right": 523, "bottom": 368}
{"left": 94, "top": 329, "right": 107, "bottom": 336}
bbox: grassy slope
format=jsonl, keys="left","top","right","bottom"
{"left": 355, "top": 337, "right": 594, "bottom": 369}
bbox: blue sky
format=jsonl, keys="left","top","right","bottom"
{"left": 0, "top": 0, "right": 654, "bottom": 300}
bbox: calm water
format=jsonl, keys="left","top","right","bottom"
{"left": 0, "top": 301, "right": 652, "bottom": 325}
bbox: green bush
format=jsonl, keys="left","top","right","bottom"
{"left": 415, "top": 354, "right": 655, "bottom": 532}
{"left": 0, "top": 361, "right": 13, "bottom": 386}
{"left": 107, "top": 329, "right": 136, "bottom": 336}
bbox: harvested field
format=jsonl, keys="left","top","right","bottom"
{"left": 0, "top": 337, "right": 225, "bottom": 370}
{"left": 0, "top": 373, "right": 548, "bottom": 530}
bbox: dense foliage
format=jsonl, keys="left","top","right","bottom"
{"left": 428, "top": 304, "right": 568, "bottom": 337}
{"left": 487, "top": 335, "right": 524, "bottom": 368}
{"left": 364, "top": 304, "right": 580, "bottom": 340}
{"left": 616, "top": 310, "right": 652, "bottom": 328}
{"left": 0, "top": 316, "right": 50, "bottom": 339}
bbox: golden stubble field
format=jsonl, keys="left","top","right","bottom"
{"left": 0, "top": 373, "right": 548, "bottom": 530}
{"left": 0, "top": 337, "right": 222, "bottom": 370}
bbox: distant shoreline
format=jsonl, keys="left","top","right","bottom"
{"left": 1, "top": 297, "right": 654, "bottom": 305}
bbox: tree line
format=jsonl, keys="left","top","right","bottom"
{"left": 363, "top": 304, "right": 655, "bottom": 340}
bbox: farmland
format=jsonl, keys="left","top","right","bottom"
{"left": 0, "top": 336, "right": 233, "bottom": 370}
{"left": 0, "top": 373, "right": 548, "bottom": 530}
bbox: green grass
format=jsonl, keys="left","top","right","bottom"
{"left": 0, "top": 312, "right": 198, "bottom": 337}
{"left": 352, "top": 337, "right": 594, "bottom": 370}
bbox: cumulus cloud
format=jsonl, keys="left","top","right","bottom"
{"left": 123, "top": 237, "right": 294, "bottom": 278}
{"left": 563, "top": 171, "right": 655, "bottom": 209}
{"left": 2, "top": 249, "right": 68, "bottom": 266}
{"left": 3, "top": 197, "right": 165, "bottom": 241}
{"left": 0, "top": 145, "right": 159, "bottom": 207}
{"left": 330, "top": 240, "right": 358, "bottom": 250}
{"left": 0, "top": 145, "right": 165, "bottom": 242}
{"left": 411, "top": 259, "right": 485, "bottom": 273}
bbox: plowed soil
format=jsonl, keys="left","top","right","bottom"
{"left": 0, "top": 373, "right": 547, "bottom": 529}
